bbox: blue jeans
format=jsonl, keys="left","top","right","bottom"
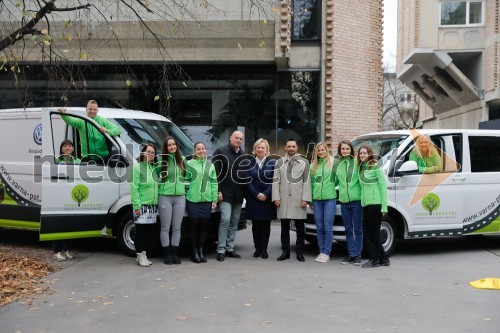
{"left": 341, "top": 200, "right": 363, "bottom": 257}
{"left": 217, "top": 201, "right": 242, "bottom": 254}
{"left": 313, "top": 199, "right": 336, "bottom": 255}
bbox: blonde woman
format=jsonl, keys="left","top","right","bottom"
{"left": 244, "top": 139, "right": 276, "bottom": 259}
{"left": 409, "top": 135, "right": 442, "bottom": 173}
{"left": 310, "top": 142, "right": 336, "bottom": 263}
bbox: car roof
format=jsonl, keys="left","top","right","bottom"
{"left": 357, "top": 129, "right": 500, "bottom": 137}
{"left": 0, "top": 107, "right": 170, "bottom": 122}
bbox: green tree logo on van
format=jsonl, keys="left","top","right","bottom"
{"left": 422, "top": 193, "right": 440, "bottom": 215}
{"left": 72, "top": 185, "right": 89, "bottom": 207}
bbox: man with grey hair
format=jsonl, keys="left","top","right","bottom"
{"left": 212, "top": 130, "right": 245, "bottom": 262}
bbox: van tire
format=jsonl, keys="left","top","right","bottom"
{"left": 381, "top": 215, "right": 397, "bottom": 255}
{"left": 305, "top": 235, "right": 318, "bottom": 245}
{"left": 117, "top": 212, "right": 136, "bottom": 257}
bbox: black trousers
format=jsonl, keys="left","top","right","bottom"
{"left": 363, "top": 205, "right": 387, "bottom": 261}
{"left": 280, "top": 219, "right": 305, "bottom": 253}
{"left": 251, "top": 220, "right": 271, "bottom": 251}
{"left": 135, "top": 223, "right": 156, "bottom": 254}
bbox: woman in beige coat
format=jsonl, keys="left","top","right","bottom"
{"left": 272, "top": 138, "right": 312, "bottom": 262}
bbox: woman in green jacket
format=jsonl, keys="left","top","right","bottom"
{"left": 310, "top": 142, "right": 336, "bottom": 263}
{"left": 185, "top": 142, "right": 218, "bottom": 263}
{"left": 130, "top": 143, "right": 159, "bottom": 267}
{"left": 335, "top": 140, "right": 363, "bottom": 266}
{"left": 357, "top": 145, "right": 390, "bottom": 268}
{"left": 409, "top": 135, "right": 442, "bottom": 173}
{"left": 158, "top": 136, "right": 186, "bottom": 265}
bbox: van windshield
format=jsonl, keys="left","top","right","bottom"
{"left": 352, "top": 134, "right": 408, "bottom": 163}
{"left": 112, "top": 118, "right": 193, "bottom": 158}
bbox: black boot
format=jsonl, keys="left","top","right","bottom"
{"left": 191, "top": 248, "right": 201, "bottom": 264}
{"left": 171, "top": 246, "right": 181, "bottom": 265}
{"left": 197, "top": 247, "right": 207, "bottom": 263}
{"left": 163, "top": 247, "right": 173, "bottom": 265}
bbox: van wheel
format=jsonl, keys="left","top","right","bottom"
{"left": 117, "top": 212, "right": 136, "bottom": 257}
{"left": 381, "top": 215, "right": 397, "bottom": 255}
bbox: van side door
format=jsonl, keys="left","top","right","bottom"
{"left": 395, "top": 134, "right": 464, "bottom": 237}
{"left": 40, "top": 110, "right": 127, "bottom": 241}
{"left": 461, "top": 134, "right": 500, "bottom": 235}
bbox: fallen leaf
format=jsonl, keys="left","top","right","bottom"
{"left": 244, "top": 303, "right": 252, "bottom": 307}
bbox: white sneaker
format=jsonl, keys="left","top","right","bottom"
{"left": 315, "top": 253, "right": 323, "bottom": 262}
{"left": 54, "top": 252, "right": 66, "bottom": 261}
{"left": 321, "top": 254, "right": 330, "bottom": 263}
{"left": 64, "top": 250, "right": 74, "bottom": 259}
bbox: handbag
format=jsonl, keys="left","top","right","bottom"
{"left": 134, "top": 204, "right": 158, "bottom": 224}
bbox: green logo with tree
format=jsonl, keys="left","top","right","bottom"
{"left": 72, "top": 185, "right": 89, "bottom": 207}
{"left": 422, "top": 193, "right": 440, "bottom": 215}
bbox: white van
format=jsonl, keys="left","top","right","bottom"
{"left": 303, "top": 129, "right": 500, "bottom": 254}
{"left": 0, "top": 107, "right": 197, "bottom": 255}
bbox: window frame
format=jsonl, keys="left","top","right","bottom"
{"left": 439, "top": 1, "right": 485, "bottom": 27}
{"left": 291, "top": 0, "right": 322, "bottom": 44}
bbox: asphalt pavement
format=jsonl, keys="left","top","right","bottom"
{"left": 1, "top": 226, "right": 500, "bottom": 333}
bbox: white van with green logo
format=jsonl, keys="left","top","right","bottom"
{"left": 350, "top": 129, "right": 500, "bottom": 253}
{"left": 0, "top": 107, "right": 194, "bottom": 255}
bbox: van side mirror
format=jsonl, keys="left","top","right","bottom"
{"left": 396, "top": 160, "right": 418, "bottom": 176}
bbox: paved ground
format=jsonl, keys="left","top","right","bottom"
{"left": 1, "top": 226, "right": 500, "bottom": 333}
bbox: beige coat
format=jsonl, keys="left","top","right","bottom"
{"left": 272, "top": 155, "right": 312, "bottom": 219}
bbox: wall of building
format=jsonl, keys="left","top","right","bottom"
{"left": 329, "top": 0, "right": 383, "bottom": 144}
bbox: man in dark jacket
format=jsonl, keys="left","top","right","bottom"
{"left": 212, "top": 131, "right": 245, "bottom": 261}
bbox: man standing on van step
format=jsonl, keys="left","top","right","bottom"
{"left": 59, "top": 100, "right": 121, "bottom": 160}
{"left": 272, "top": 138, "right": 312, "bottom": 262}
{"left": 212, "top": 130, "right": 245, "bottom": 262}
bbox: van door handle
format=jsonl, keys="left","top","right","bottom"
{"left": 452, "top": 175, "right": 466, "bottom": 181}
{"left": 51, "top": 175, "right": 69, "bottom": 180}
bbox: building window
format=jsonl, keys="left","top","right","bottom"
{"left": 440, "top": 1, "right": 484, "bottom": 26}
{"left": 292, "top": 0, "right": 321, "bottom": 42}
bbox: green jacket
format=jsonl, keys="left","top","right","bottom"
{"left": 409, "top": 150, "right": 442, "bottom": 174}
{"left": 358, "top": 162, "right": 387, "bottom": 213}
{"left": 185, "top": 158, "right": 218, "bottom": 203}
{"left": 310, "top": 158, "right": 336, "bottom": 200}
{"left": 157, "top": 155, "right": 186, "bottom": 196}
{"left": 130, "top": 162, "right": 159, "bottom": 210}
{"left": 335, "top": 156, "right": 361, "bottom": 203}
{"left": 61, "top": 114, "right": 121, "bottom": 158}
{"left": 55, "top": 156, "right": 81, "bottom": 164}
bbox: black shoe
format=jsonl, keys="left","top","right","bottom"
{"left": 362, "top": 260, "right": 380, "bottom": 268}
{"left": 261, "top": 250, "right": 268, "bottom": 259}
{"left": 353, "top": 256, "right": 362, "bottom": 266}
{"left": 340, "top": 256, "right": 355, "bottom": 265}
{"left": 191, "top": 249, "right": 201, "bottom": 264}
{"left": 379, "top": 258, "right": 390, "bottom": 266}
{"left": 277, "top": 251, "right": 290, "bottom": 261}
{"left": 216, "top": 253, "right": 225, "bottom": 262}
{"left": 163, "top": 247, "right": 173, "bottom": 265}
{"left": 198, "top": 248, "right": 207, "bottom": 263}
{"left": 226, "top": 251, "right": 241, "bottom": 258}
{"left": 171, "top": 246, "right": 181, "bottom": 265}
{"left": 296, "top": 253, "right": 305, "bottom": 262}
{"left": 253, "top": 250, "right": 262, "bottom": 258}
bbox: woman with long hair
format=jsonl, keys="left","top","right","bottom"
{"left": 336, "top": 140, "right": 363, "bottom": 265}
{"left": 53, "top": 139, "right": 80, "bottom": 261}
{"left": 310, "top": 142, "right": 336, "bottom": 263}
{"left": 357, "top": 145, "right": 389, "bottom": 268}
{"left": 244, "top": 138, "right": 276, "bottom": 259}
{"left": 130, "top": 143, "right": 159, "bottom": 267}
{"left": 158, "top": 136, "right": 186, "bottom": 265}
{"left": 409, "top": 135, "right": 442, "bottom": 173}
{"left": 185, "top": 142, "right": 218, "bottom": 263}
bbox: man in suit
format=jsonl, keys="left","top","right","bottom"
{"left": 272, "top": 138, "right": 312, "bottom": 262}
